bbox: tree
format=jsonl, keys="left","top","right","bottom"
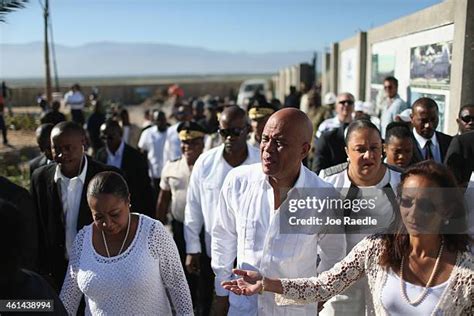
{"left": 0, "top": 0, "right": 29, "bottom": 22}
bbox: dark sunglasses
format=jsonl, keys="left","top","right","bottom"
{"left": 338, "top": 100, "right": 354, "bottom": 105}
{"left": 218, "top": 127, "right": 246, "bottom": 138}
{"left": 460, "top": 115, "right": 474, "bottom": 123}
{"left": 399, "top": 196, "right": 436, "bottom": 214}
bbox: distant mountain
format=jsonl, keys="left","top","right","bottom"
{"left": 0, "top": 41, "right": 314, "bottom": 78}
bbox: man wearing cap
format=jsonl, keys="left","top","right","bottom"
{"left": 247, "top": 99, "right": 276, "bottom": 148}
{"left": 157, "top": 121, "right": 206, "bottom": 311}
{"left": 316, "top": 92, "right": 354, "bottom": 138}
{"left": 184, "top": 106, "right": 260, "bottom": 315}
{"left": 163, "top": 104, "right": 193, "bottom": 163}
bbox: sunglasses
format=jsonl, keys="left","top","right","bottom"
{"left": 399, "top": 196, "right": 436, "bottom": 214}
{"left": 218, "top": 127, "right": 246, "bottom": 138}
{"left": 460, "top": 115, "right": 474, "bottom": 123}
{"left": 338, "top": 100, "right": 354, "bottom": 105}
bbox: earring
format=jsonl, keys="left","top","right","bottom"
{"left": 102, "top": 222, "right": 107, "bottom": 227}
{"left": 444, "top": 219, "right": 450, "bottom": 225}
{"left": 346, "top": 157, "right": 350, "bottom": 162}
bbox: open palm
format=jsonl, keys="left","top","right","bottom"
{"left": 221, "top": 269, "right": 263, "bottom": 296}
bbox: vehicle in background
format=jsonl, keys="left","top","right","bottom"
{"left": 236, "top": 79, "right": 271, "bottom": 110}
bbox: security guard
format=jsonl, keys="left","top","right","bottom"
{"left": 247, "top": 98, "right": 277, "bottom": 148}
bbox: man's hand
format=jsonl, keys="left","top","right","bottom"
{"left": 221, "top": 269, "right": 263, "bottom": 296}
{"left": 214, "top": 296, "right": 229, "bottom": 316}
{"left": 185, "top": 253, "right": 200, "bottom": 275}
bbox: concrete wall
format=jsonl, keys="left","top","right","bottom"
{"left": 9, "top": 80, "right": 243, "bottom": 107}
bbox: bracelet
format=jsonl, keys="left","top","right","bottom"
{"left": 258, "top": 278, "right": 265, "bottom": 295}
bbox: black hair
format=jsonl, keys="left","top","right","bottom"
{"left": 52, "top": 121, "right": 85, "bottom": 137}
{"left": 458, "top": 104, "right": 474, "bottom": 118}
{"left": 345, "top": 119, "right": 381, "bottom": 145}
{"left": 385, "top": 122, "right": 413, "bottom": 144}
{"left": 87, "top": 171, "right": 130, "bottom": 202}
{"left": 36, "top": 123, "right": 54, "bottom": 145}
{"left": 412, "top": 97, "right": 439, "bottom": 112}
{"left": 384, "top": 76, "right": 398, "bottom": 86}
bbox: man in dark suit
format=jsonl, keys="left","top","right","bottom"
{"left": 312, "top": 123, "right": 349, "bottom": 174}
{"left": 30, "top": 121, "right": 117, "bottom": 291}
{"left": 29, "top": 123, "right": 54, "bottom": 176}
{"left": 96, "top": 119, "right": 155, "bottom": 218}
{"left": 410, "top": 97, "right": 452, "bottom": 164}
{"left": 0, "top": 177, "right": 38, "bottom": 271}
{"left": 444, "top": 130, "right": 474, "bottom": 187}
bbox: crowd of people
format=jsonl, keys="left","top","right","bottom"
{"left": 0, "top": 76, "right": 473, "bottom": 315}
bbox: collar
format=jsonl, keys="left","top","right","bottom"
{"left": 265, "top": 163, "right": 306, "bottom": 190}
{"left": 412, "top": 128, "right": 438, "bottom": 148}
{"left": 106, "top": 140, "right": 125, "bottom": 158}
{"left": 54, "top": 155, "right": 88, "bottom": 183}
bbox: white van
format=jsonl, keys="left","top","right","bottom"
{"left": 236, "top": 79, "right": 271, "bottom": 110}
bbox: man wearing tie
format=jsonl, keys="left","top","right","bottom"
{"left": 410, "top": 97, "right": 452, "bottom": 163}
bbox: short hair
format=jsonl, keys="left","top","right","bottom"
{"left": 35, "top": 123, "right": 54, "bottom": 144}
{"left": 52, "top": 121, "right": 85, "bottom": 138}
{"left": 384, "top": 76, "right": 398, "bottom": 86}
{"left": 385, "top": 122, "right": 412, "bottom": 144}
{"left": 87, "top": 171, "right": 130, "bottom": 202}
{"left": 458, "top": 104, "right": 474, "bottom": 118}
{"left": 103, "top": 119, "right": 122, "bottom": 133}
{"left": 345, "top": 119, "right": 381, "bottom": 145}
{"left": 412, "top": 97, "right": 439, "bottom": 112}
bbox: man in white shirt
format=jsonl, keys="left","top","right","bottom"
{"left": 316, "top": 92, "right": 354, "bottom": 138}
{"left": 410, "top": 97, "right": 452, "bottom": 164}
{"left": 138, "top": 110, "right": 168, "bottom": 194}
{"left": 30, "top": 121, "right": 116, "bottom": 290}
{"left": 163, "top": 104, "right": 193, "bottom": 163}
{"left": 184, "top": 106, "right": 260, "bottom": 315}
{"left": 377, "top": 76, "right": 408, "bottom": 138}
{"left": 212, "top": 108, "right": 346, "bottom": 315}
{"left": 63, "top": 83, "right": 86, "bottom": 126}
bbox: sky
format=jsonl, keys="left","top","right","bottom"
{"left": 0, "top": 0, "right": 441, "bottom": 54}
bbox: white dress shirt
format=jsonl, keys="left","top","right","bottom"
{"left": 316, "top": 116, "right": 341, "bottom": 138}
{"left": 54, "top": 155, "right": 88, "bottom": 258}
{"left": 212, "top": 163, "right": 346, "bottom": 316}
{"left": 412, "top": 128, "right": 442, "bottom": 163}
{"left": 184, "top": 143, "right": 260, "bottom": 258}
{"left": 63, "top": 90, "right": 85, "bottom": 110}
{"left": 163, "top": 123, "right": 182, "bottom": 163}
{"left": 106, "top": 141, "right": 125, "bottom": 169}
{"left": 138, "top": 125, "right": 167, "bottom": 179}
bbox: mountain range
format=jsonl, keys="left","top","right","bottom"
{"left": 0, "top": 41, "right": 314, "bottom": 78}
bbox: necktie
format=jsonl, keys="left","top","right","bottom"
{"left": 425, "top": 140, "right": 433, "bottom": 160}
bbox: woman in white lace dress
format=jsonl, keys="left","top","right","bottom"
{"left": 222, "top": 161, "right": 473, "bottom": 315}
{"left": 60, "top": 171, "right": 193, "bottom": 315}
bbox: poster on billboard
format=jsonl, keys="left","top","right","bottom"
{"left": 371, "top": 54, "right": 396, "bottom": 85}
{"left": 339, "top": 48, "right": 357, "bottom": 95}
{"left": 410, "top": 89, "right": 448, "bottom": 132}
{"left": 410, "top": 42, "right": 452, "bottom": 89}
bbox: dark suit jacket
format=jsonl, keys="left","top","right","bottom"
{"left": 30, "top": 157, "right": 118, "bottom": 290}
{"left": 0, "top": 177, "right": 38, "bottom": 271}
{"left": 96, "top": 144, "right": 155, "bottom": 217}
{"left": 411, "top": 131, "right": 453, "bottom": 164}
{"left": 29, "top": 154, "right": 49, "bottom": 177}
{"left": 312, "top": 124, "right": 348, "bottom": 174}
{"left": 444, "top": 131, "right": 474, "bottom": 185}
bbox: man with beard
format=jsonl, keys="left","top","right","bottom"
{"left": 184, "top": 106, "right": 260, "bottom": 315}
{"left": 410, "top": 97, "right": 452, "bottom": 164}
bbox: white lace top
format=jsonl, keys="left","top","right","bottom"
{"left": 276, "top": 235, "right": 473, "bottom": 315}
{"left": 59, "top": 214, "right": 193, "bottom": 315}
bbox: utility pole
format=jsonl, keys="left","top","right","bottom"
{"left": 43, "top": 0, "right": 52, "bottom": 103}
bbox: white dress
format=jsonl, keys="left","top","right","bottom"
{"left": 60, "top": 214, "right": 193, "bottom": 315}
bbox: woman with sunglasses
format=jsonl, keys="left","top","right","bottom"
{"left": 222, "top": 161, "right": 473, "bottom": 315}
{"left": 318, "top": 119, "right": 402, "bottom": 315}
{"left": 59, "top": 171, "right": 193, "bottom": 315}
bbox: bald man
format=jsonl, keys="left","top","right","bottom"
{"left": 212, "top": 108, "right": 345, "bottom": 315}
{"left": 184, "top": 106, "right": 260, "bottom": 315}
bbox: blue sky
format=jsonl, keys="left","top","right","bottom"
{"left": 1, "top": 0, "right": 441, "bottom": 53}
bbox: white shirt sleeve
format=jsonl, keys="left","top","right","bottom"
{"left": 184, "top": 161, "right": 204, "bottom": 254}
{"left": 149, "top": 221, "right": 193, "bottom": 316}
{"left": 138, "top": 130, "right": 148, "bottom": 151}
{"left": 60, "top": 229, "right": 86, "bottom": 315}
{"left": 211, "top": 178, "right": 238, "bottom": 297}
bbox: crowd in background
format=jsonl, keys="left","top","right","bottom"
{"left": 0, "top": 77, "right": 473, "bottom": 315}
